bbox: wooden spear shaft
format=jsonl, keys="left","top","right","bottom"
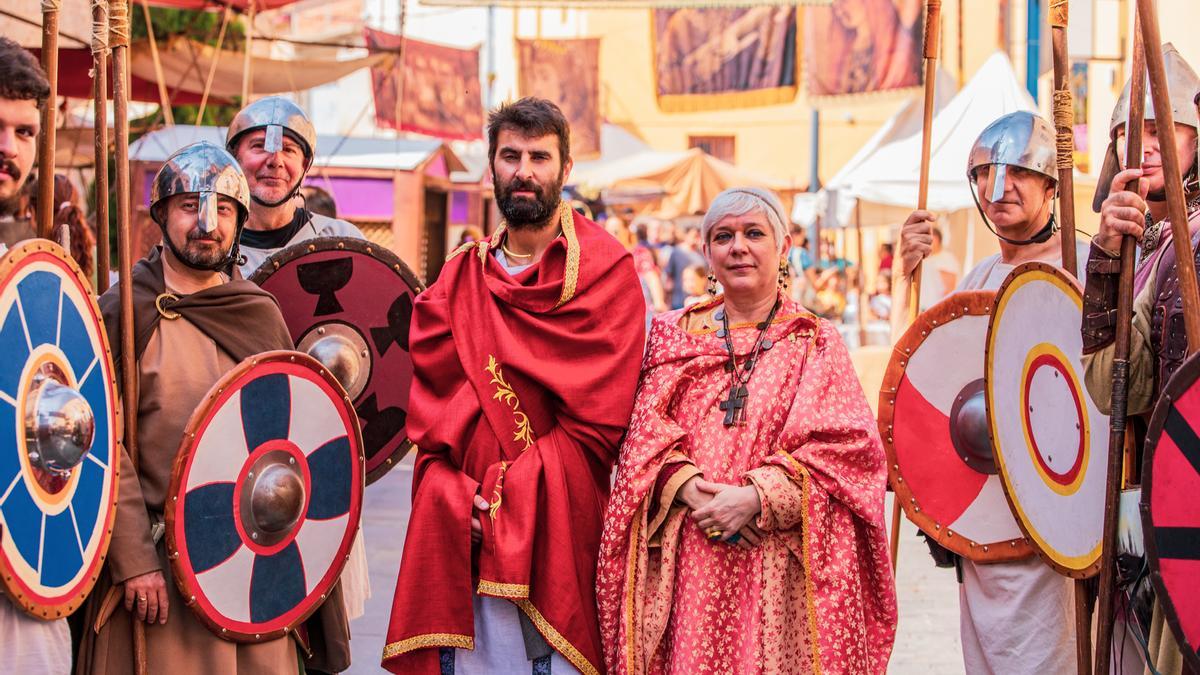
{"left": 908, "top": 0, "right": 942, "bottom": 326}
{"left": 1093, "top": 24, "right": 1144, "bottom": 668}
{"left": 92, "top": 0, "right": 110, "bottom": 294}
{"left": 891, "top": 0, "right": 943, "bottom": 571}
{"left": 110, "top": 0, "right": 146, "bottom": 671}
{"left": 1137, "top": 0, "right": 1200, "bottom": 352}
{"left": 37, "top": 0, "right": 61, "bottom": 240}
{"left": 1050, "top": 0, "right": 1078, "bottom": 275}
{"left": 1048, "top": 5, "right": 1091, "bottom": 673}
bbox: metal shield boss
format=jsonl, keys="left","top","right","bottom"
{"left": 250, "top": 237, "right": 424, "bottom": 484}
{"left": 0, "top": 240, "right": 120, "bottom": 619}
{"left": 166, "top": 351, "right": 364, "bottom": 642}
{"left": 985, "top": 263, "right": 1109, "bottom": 577}
{"left": 879, "top": 291, "right": 1032, "bottom": 561}
{"left": 1142, "top": 353, "right": 1200, "bottom": 673}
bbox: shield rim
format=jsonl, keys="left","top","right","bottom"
{"left": 249, "top": 236, "right": 423, "bottom": 485}
{"left": 0, "top": 238, "right": 121, "bottom": 620}
{"left": 878, "top": 289, "right": 1032, "bottom": 562}
{"left": 164, "top": 350, "right": 365, "bottom": 643}
{"left": 1141, "top": 350, "right": 1200, "bottom": 674}
{"left": 986, "top": 261, "right": 1103, "bottom": 578}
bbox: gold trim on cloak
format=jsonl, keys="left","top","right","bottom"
{"left": 381, "top": 632, "right": 475, "bottom": 660}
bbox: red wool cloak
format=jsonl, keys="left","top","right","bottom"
{"left": 382, "top": 205, "right": 646, "bottom": 675}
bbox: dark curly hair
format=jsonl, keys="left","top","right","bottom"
{"left": 486, "top": 97, "right": 571, "bottom": 165}
{"left": 0, "top": 37, "right": 51, "bottom": 107}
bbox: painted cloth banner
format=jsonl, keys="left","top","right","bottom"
{"left": 652, "top": 7, "right": 799, "bottom": 112}
{"left": 517, "top": 38, "right": 602, "bottom": 159}
{"left": 365, "top": 28, "right": 484, "bottom": 141}
{"left": 805, "top": 0, "right": 923, "bottom": 97}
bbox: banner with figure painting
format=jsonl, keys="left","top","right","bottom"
{"left": 651, "top": 6, "right": 799, "bottom": 112}
{"left": 516, "top": 38, "right": 602, "bottom": 159}
{"left": 365, "top": 28, "right": 484, "bottom": 141}
{"left": 805, "top": 0, "right": 923, "bottom": 97}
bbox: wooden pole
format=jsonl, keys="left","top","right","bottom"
{"left": 392, "top": 0, "right": 409, "bottom": 134}
{"left": 1136, "top": 0, "right": 1200, "bottom": 351}
{"left": 37, "top": 0, "right": 61, "bottom": 240}
{"left": 1050, "top": 0, "right": 1078, "bottom": 275}
{"left": 1094, "top": 7, "right": 1147, "bottom": 674}
{"left": 956, "top": 0, "right": 965, "bottom": 89}
{"left": 909, "top": 0, "right": 943, "bottom": 325}
{"left": 92, "top": 0, "right": 110, "bottom": 294}
{"left": 138, "top": 0, "right": 173, "bottom": 126}
{"left": 194, "top": 1, "right": 232, "bottom": 127}
{"left": 891, "top": 0, "right": 944, "bottom": 571}
{"left": 240, "top": 0, "right": 255, "bottom": 104}
{"left": 109, "top": 0, "right": 146, "bottom": 671}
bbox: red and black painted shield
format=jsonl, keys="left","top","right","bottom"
{"left": 250, "top": 237, "right": 423, "bottom": 484}
{"left": 166, "top": 351, "right": 364, "bottom": 642}
{"left": 1142, "top": 352, "right": 1200, "bottom": 672}
{"left": 879, "top": 291, "right": 1032, "bottom": 562}
{"left": 0, "top": 240, "right": 120, "bottom": 619}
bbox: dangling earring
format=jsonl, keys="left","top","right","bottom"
{"left": 707, "top": 273, "right": 719, "bottom": 296}
{"left": 778, "top": 259, "right": 791, "bottom": 292}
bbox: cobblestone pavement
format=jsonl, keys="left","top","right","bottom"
{"left": 346, "top": 463, "right": 965, "bottom": 674}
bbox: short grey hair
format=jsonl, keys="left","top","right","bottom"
{"left": 701, "top": 187, "right": 789, "bottom": 248}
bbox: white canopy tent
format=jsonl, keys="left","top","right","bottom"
{"left": 800, "top": 52, "right": 1037, "bottom": 276}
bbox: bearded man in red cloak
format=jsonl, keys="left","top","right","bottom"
{"left": 381, "top": 97, "right": 646, "bottom": 675}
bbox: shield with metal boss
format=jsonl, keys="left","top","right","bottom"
{"left": 879, "top": 290, "right": 1032, "bottom": 561}
{"left": 165, "top": 350, "right": 364, "bottom": 642}
{"left": 250, "top": 237, "right": 423, "bottom": 484}
{"left": 0, "top": 239, "right": 119, "bottom": 619}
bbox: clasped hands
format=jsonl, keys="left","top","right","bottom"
{"left": 678, "top": 475, "right": 763, "bottom": 551}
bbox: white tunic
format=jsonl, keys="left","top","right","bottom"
{"left": 953, "top": 241, "right": 1088, "bottom": 675}
{"left": 238, "top": 212, "right": 365, "bottom": 278}
{"left": 0, "top": 600, "right": 71, "bottom": 674}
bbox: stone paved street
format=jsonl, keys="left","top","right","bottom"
{"left": 347, "top": 462, "right": 964, "bottom": 674}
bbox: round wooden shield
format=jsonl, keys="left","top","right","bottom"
{"left": 166, "top": 351, "right": 364, "bottom": 642}
{"left": 250, "top": 237, "right": 423, "bottom": 484}
{"left": 0, "top": 240, "right": 119, "bottom": 619}
{"left": 1142, "top": 351, "right": 1200, "bottom": 672}
{"left": 985, "top": 262, "right": 1109, "bottom": 578}
{"left": 879, "top": 291, "right": 1032, "bottom": 561}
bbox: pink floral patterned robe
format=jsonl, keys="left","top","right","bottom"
{"left": 596, "top": 296, "right": 897, "bottom": 674}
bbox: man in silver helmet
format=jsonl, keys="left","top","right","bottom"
{"left": 1082, "top": 43, "right": 1200, "bottom": 411}
{"left": 1079, "top": 43, "right": 1200, "bottom": 675}
{"left": 225, "top": 96, "right": 363, "bottom": 277}
{"left": 896, "top": 111, "right": 1088, "bottom": 673}
{"left": 78, "top": 142, "right": 350, "bottom": 674}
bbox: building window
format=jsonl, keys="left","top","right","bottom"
{"left": 688, "top": 135, "right": 736, "bottom": 164}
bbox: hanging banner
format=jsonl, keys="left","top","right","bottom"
{"left": 517, "top": 38, "right": 602, "bottom": 159}
{"left": 805, "top": 0, "right": 923, "bottom": 97}
{"left": 365, "top": 29, "right": 484, "bottom": 141}
{"left": 651, "top": 7, "right": 800, "bottom": 113}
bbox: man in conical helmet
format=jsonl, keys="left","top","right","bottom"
{"left": 1080, "top": 43, "right": 1200, "bottom": 675}
{"left": 225, "top": 96, "right": 363, "bottom": 277}
{"left": 896, "top": 110, "right": 1088, "bottom": 673}
{"left": 79, "top": 142, "right": 350, "bottom": 674}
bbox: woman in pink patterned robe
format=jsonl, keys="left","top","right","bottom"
{"left": 596, "top": 188, "right": 897, "bottom": 674}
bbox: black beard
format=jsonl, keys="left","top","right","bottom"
{"left": 169, "top": 230, "right": 231, "bottom": 269}
{"left": 496, "top": 175, "right": 562, "bottom": 229}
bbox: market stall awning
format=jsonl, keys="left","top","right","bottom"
{"left": 129, "top": 37, "right": 386, "bottom": 101}
{"left": 572, "top": 144, "right": 797, "bottom": 219}
{"left": 32, "top": 46, "right": 211, "bottom": 104}
{"left": 130, "top": 126, "right": 465, "bottom": 174}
